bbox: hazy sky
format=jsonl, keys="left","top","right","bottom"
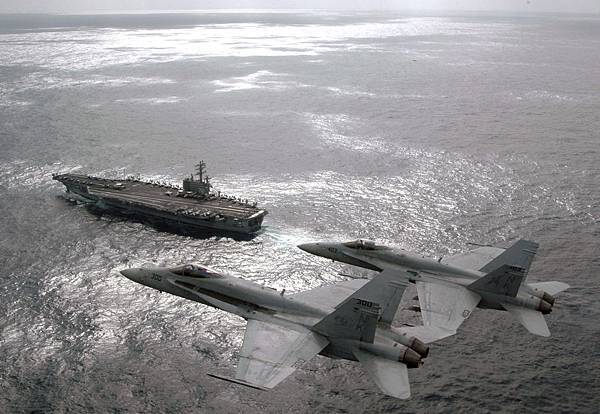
{"left": 1, "top": 0, "right": 599, "bottom": 14}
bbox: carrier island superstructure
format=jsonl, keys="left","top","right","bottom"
{"left": 53, "top": 162, "right": 267, "bottom": 236}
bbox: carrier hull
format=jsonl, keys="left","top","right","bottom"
{"left": 53, "top": 171, "right": 267, "bottom": 237}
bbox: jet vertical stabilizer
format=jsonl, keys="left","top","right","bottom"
{"left": 342, "top": 269, "right": 408, "bottom": 325}
{"left": 478, "top": 239, "right": 538, "bottom": 275}
{"left": 314, "top": 298, "right": 380, "bottom": 343}
{"left": 467, "top": 264, "right": 525, "bottom": 297}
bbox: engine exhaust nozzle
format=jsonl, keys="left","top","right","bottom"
{"left": 542, "top": 292, "right": 555, "bottom": 306}
{"left": 408, "top": 337, "right": 429, "bottom": 358}
{"left": 538, "top": 300, "right": 552, "bottom": 315}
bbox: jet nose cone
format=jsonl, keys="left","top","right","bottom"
{"left": 298, "top": 242, "right": 320, "bottom": 255}
{"left": 120, "top": 268, "right": 143, "bottom": 283}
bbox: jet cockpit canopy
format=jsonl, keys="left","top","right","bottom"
{"left": 169, "top": 264, "right": 223, "bottom": 278}
{"left": 343, "top": 239, "right": 380, "bottom": 250}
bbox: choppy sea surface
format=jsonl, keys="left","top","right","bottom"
{"left": 1, "top": 11, "right": 599, "bottom": 413}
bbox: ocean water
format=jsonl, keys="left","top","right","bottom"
{"left": 1, "top": 11, "right": 599, "bottom": 413}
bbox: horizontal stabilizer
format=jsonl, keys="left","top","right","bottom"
{"left": 502, "top": 303, "right": 550, "bottom": 337}
{"left": 353, "top": 348, "right": 410, "bottom": 399}
{"left": 528, "top": 281, "right": 570, "bottom": 296}
{"left": 397, "top": 325, "right": 456, "bottom": 344}
{"left": 468, "top": 264, "right": 525, "bottom": 297}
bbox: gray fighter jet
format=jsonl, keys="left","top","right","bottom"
{"left": 298, "top": 239, "right": 569, "bottom": 337}
{"left": 120, "top": 264, "right": 450, "bottom": 399}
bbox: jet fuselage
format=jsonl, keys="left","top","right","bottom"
{"left": 298, "top": 241, "right": 482, "bottom": 281}
{"left": 297, "top": 241, "right": 547, "bottom": 312}
{"left": 121, "top": 266, "right": 325, "bottom": 322}
{"left": 120, "top": 264, "right": 426, "bottom": 364}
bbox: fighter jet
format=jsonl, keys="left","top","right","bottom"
{"left": 120, "top": 263, "right": 450, "bottom": 399}
{"left": 298, "top": 239, "right": 569, "bottom": 337}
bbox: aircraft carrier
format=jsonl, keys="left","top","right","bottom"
{"left": 53, "top": 162, "right": 267, "bottom": 237}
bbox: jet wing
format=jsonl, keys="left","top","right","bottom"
{"left": 291, "top": 270, "right": 408, "bottom": 325}
{"left": 290, "top": 279, "right": 368, "bottom": 311}
{"left": 235, "top": 319, "right": 329, "bottom": 389}
{"left": 443, "top": 240, "right": 538, "bottom": 277}
{"left": 416, "top": 281, "right": 481, "bottom": 332}
{"left": 441, "top": 246, "right": 506, "bottom": 271}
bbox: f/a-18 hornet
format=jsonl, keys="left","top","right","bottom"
{"left": 298, "top": 239, "right": 569, "bottom": 337}
{"left": 121, "top": 263, "right": 451, "bottom": 399}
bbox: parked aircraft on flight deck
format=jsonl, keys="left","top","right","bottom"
{"left": 120, "top": 263, "right": 451, "bottom": 399}
{"left": 298, "top": 239, "right": 569, "bottom": 337}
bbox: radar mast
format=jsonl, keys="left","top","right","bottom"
{"left": 183, "top": 160, "right": 211, "bottom": 195}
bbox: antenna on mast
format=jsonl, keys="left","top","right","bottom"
{"left": 195, "top": 161, "right": 206, "bottom": 182}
